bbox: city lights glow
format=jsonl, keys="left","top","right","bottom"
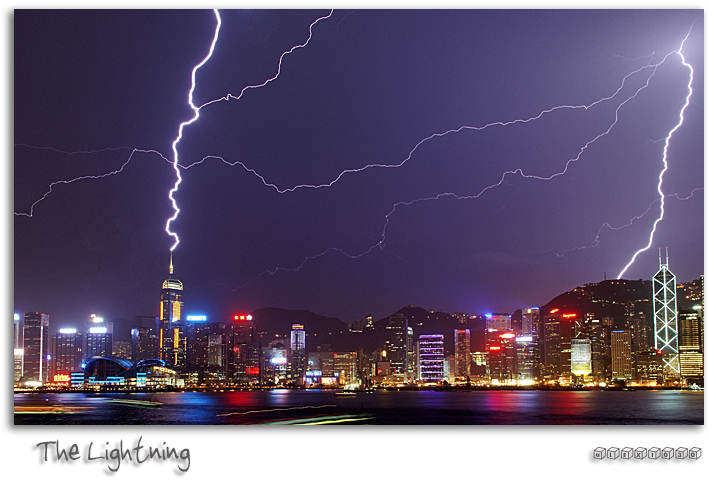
{"left": 14, "top": 314, "right": 20, "bottom": 321}
{"left": 186, "top": 315, "right": 207, "bottom": 321}
{"left": 89, "top": 327, "right": 107, "bottom": 334}
{"left": 59, "top": 328, "right": 77, "bottom": 334}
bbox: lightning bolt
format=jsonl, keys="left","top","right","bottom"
{"left": 551, "top": 188, "right": 703, "bottom": 258}
{"left": 165, "top": 9, "right": 222, "bottom": 252}
{"left": 616, "top": 26, "right": 695, "bottom": 279}
{"left": 13, "top": 147, "right": 171, "bottom": 217}
{"left": 165, "top": 9, "right": 333, "bottom": 252}
{"left": 15, "top": 13, "right": 699, "bottom": 290}
{"left": 210, "top": 35, "right": 695, "bottom": 289}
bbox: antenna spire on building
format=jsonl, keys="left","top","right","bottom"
{"left": 169, "top": 251, "right": 174, "bottom": 275}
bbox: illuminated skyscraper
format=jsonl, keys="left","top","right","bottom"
{"left": 84, "top": 315, "right": 113, "bottom": 359}
{"left": 611, "top": 331, "right": 632, "bottom": 380}
{"left": 521, "top": 308, "right": 539, "bottom": 335}
{"left": 14, "top": 313, "right": 23, "bottom": 381}
{"left": 678, "top": 309, "right": 703, "bottom": 385}
{"left": 419, "top": 334, "right": 445, "bottom": 382}
{"left": 570, "top": 338, "right": 592, "bottom": 377}
{"left": 160, "top": 253, "right": 184, "bottom": 365}
{"left": 132, "top": 316, "right": 160, "bottom": 362}
{"left": 290, "top": 324, "right": 306, "bottom": 382}
{"left": 385, "top": 313, "right": 411, "bottom": 380}
{"left": 653, "top": 249, "right": 679, "bottom": 377}
{"left": 227, "top": 314, "right": 261, "bottom": 384}
{"left": 22, "top": 312, "right": 49, "bottom": 382}
{"left": 51, "top": 328, "right": 83, "bottom": 379}
{"left": 454, "top": 329, "right": 471, "bottom": 379}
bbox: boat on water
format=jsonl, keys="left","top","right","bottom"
{"left": 334, "top": 390, "right": 357, "bottom": 397}
{"left": 109, "top": 398, "right": 163, "bottom": 407}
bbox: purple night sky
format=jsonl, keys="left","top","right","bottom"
{"left": 14, "top": 9, "right": 704, "bottom": 332}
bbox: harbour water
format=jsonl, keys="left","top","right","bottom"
{"left": 14, "top": 389, "right": 704, "bottom": 425}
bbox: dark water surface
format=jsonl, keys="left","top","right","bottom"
{"left": 14, "top": 389, "right": 704, "bottom": 425}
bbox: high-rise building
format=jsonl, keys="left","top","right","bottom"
{"left": 570, "top": 338, "right": 592, "bottom": 377}
{"left": 487, "top": 332, "right": 518, "bottom": 383}
{"left": 333, "top": 352, "right": 358, "bottom": 386}
{"left": 14, "top": 313, "right": 23, "bottom": 381}
{"left": 678, "top": 309, "right": 704, "bottom": 385}
{"left": 542, "top": 312, "right": 561, "bottom": 381}
{"left": 84, "top": 314, "right": 113, "bottom": 359}
{"left": 227, "top": 315, "right": 261, "bottom": 384}
{"left": 132, "top": 316, "right": 160, "bottom": 362}
{"left": 385, "top": 314, "right": 411, "bottom": 380}
{"left": 290, "top": 324, "right": 306, "bottom": 383}
{"left": 522, "top": 308, "right": 539, "bottom": 335}
{"left": 418, "top": 334, "right": 445, "bottom": 382}
{"left": 22, "top": 312, "right": 49, "bottom": 382}
{"left": 50, "top": 328, "right": 83, "bottom": 380}
{"left": 611, "top": 331, "right": 633, "bottom": 380}
{"left": 454, "top": 329, "right": 471, "bottom": 379}
{"left": 586, "top": 318, "right": 607, "bottom": 381}
{"left": 516, "top": 335, "right": 539, "bottom": 382}
{"left": 160, "top": 253, "right": 184, "bottom": 365}
{"left": 653, "top": 248, "right": 679, "bottom": 376}
{"left": 635, "top": 350, "right": 664, "bottom": 384}
{"left": 486, "top": 313, "right": 511, "bottom": 331}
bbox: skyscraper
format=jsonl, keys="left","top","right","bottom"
{"left": 22, "top": 312, "right": 49, "bottom": 382}
{"left": 160, "top": 253, "right": 184, "bottom": 366}
{"left": 653, "top": 248, "right": 679, "bottom": 377}
{"left": 385, "top": 313, "right": 411, "bottom": 381}
{"left": 570, "top": 338, "right": 592, "bottom": 377}
{"left": 84, "top": 315, "right": 113, "bottom": 359}
{"left": 454, "top": 329, "right": 471, "bottom": 379}
{"left": 14, "top": 313, "right": 23, "bottom": 381}
{"left": 611, "top": 331, "right": 632, "bottom": 380}
{"left": 51, "top": 328, "right": 83, "bottom": 380}
{"left": 132, "top": 316, "right": 160, "bottom": 362}
{"left": 418, "top": 334, "right": 445, "bottom": 382}
{"left": 521, "top": 308, "right": 539, "bottom": 335}
{"left": 678, "top": 309, "right": 703, "bottom": 385}
{"left": 290, "top": 324, "right": 306, "bottom": 383}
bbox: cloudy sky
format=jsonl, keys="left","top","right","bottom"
{"left": 14, "top": 9, "right": 703, "bottom": 331}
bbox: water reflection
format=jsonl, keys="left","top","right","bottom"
{"left": 14, "top": 390, "right": 703, "bottom": 425}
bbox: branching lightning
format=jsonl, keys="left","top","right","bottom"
{"left": 165, "top": 9, "right": 333, "bottom": 252}
{"left": 165, "top": 9, "right": 222, "bottom": 252}
{"left": 616, "top": 26, "right": 695, "bottom": 278}
{"left": 15, "top": 12, "right": 700, "bottom": 290}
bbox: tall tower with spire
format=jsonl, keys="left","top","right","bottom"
{"left": 652, "top": 248, "right": 679, "bottom": 378}
{"left": 160, "top": 252, "right": 184, "bottom": 365}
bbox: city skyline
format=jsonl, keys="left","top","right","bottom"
{"left": 14, "top": 10, "right": 704, "bottom": 335}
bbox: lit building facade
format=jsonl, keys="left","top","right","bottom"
{"left": 678, "top": 309, "right": 704, "bottom": 385}
{"left": 653, "top": 249, "right": 679, "bottom": 376}
{"left": 516, "top": 335, "right": 539, "bottom": 382}
{"left": 454, "top": 329, "right": 471, "bottom": 379}
{"left": 385, "top": 314, "right": 412, "bottom": 381}
{"left": 50, "top": 328, "right": 83, "bottom": 380}
{"left": 132, "top": 316, "right": 159, "bottom": 362}
{"left": 521, "top": 308, "right": 539, "bottom": 335}
{"left": 227, "top": 315, "right": 261, "bottom": 384}
{"left": 160, "top": 253, "right": 184, "bottom": 365}
{"left": 84, "top": 315, "right": 113, "bottom": 360}
{"left": 418, "top": 334, "right": 445, "bottom": 382}
{"left": 290, "top": 324, "right": 306, "bottom": 383}
{"left": 14, "top": 313, "right": 23, "bottom": 381}
{"left": 570, "top": 338, "right": 592, "bottom": 377}
{"left": 611, "top": 331, "right": 633, "bottom": 380}
{"left": 22, "top": 312, "right": 49, "bottom": 382}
